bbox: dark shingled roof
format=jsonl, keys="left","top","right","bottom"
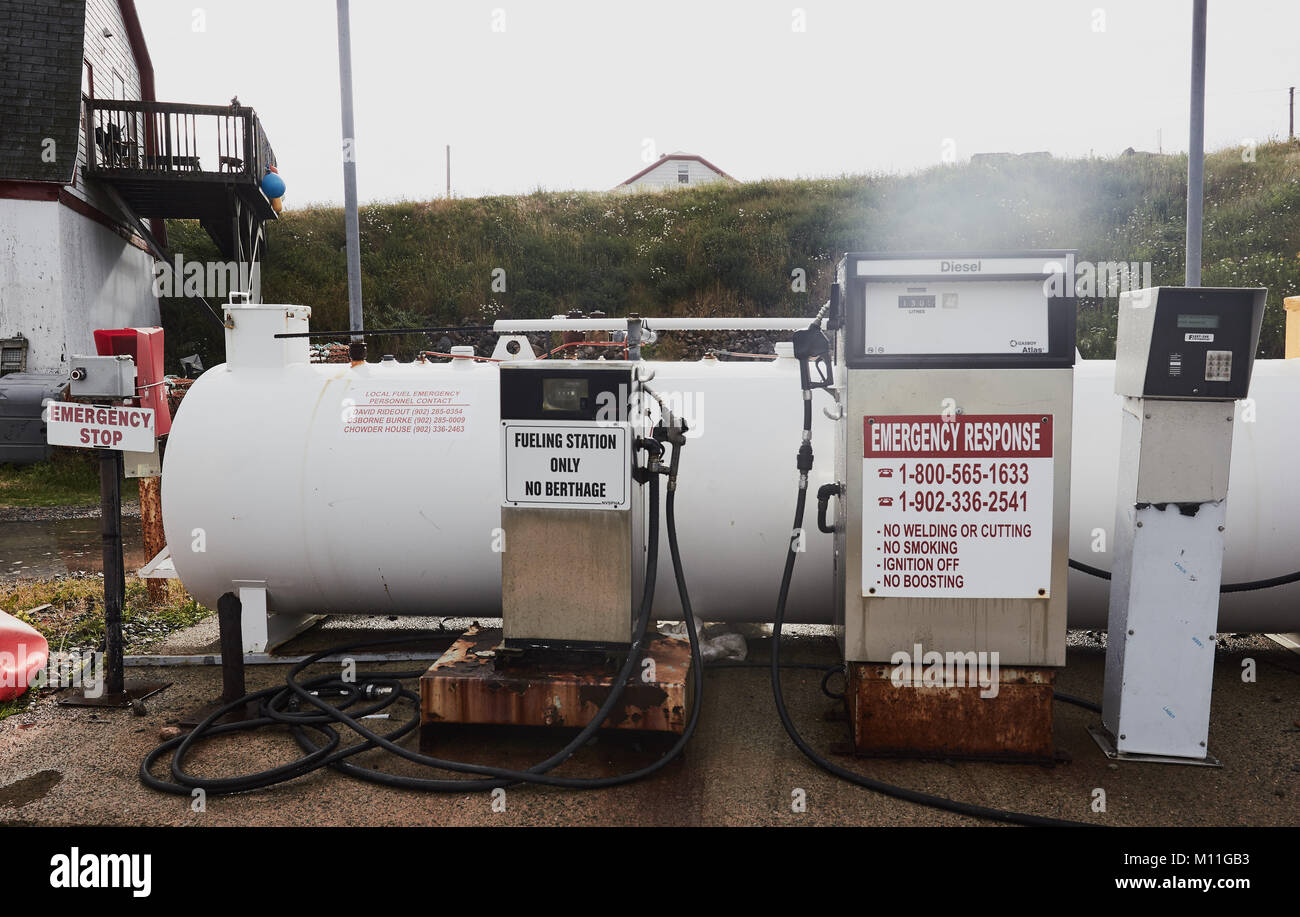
{"left": 0, "top": 0, "right": 87, "bottom": 183}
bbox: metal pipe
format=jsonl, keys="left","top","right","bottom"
{"left": 493, "top": 317, "right": 816, "bottom": 333}
{"left": 100, "top": 451, "right": 125, "bottom": 697}
{"left": 336, "top": 0, "right": 365, "bottom": 343}
{"left": 217, "top": 592, "right": 245, "bottom": 702}
{"left": 124, "top": 651, "right": 444, "bottom": 667}
{"left": 1185, "top": 0, "right": 1207, "bottom": 287}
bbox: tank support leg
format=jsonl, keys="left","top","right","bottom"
{"left": 230, "top": 581, "right": 322, "bottom": 654}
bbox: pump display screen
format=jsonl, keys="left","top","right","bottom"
{"left": 542, "top": 378, "right": 589, "bottom": 413}
{"left": 1177, "top": 314, "right": 1220, "bottom": 329}
{"left": 863, "top": 281, "right": 1050, "bottom": 357}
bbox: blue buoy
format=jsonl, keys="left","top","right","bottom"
{"left": 261, "top": 171, "right": 286, "bottom": 198}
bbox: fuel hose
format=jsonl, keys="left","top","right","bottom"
{"left": 141, "top": 437, "right": 704, "bottom": 796}
{"left": 770, "top": 334, "right": 1096, "bottom": 827}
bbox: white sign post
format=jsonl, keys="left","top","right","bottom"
{"left": 44, "top": 398, "right": 163, "bottom": 707}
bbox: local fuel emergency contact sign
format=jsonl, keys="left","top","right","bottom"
{"left": 862, "top": 413, "right": 1053, "bottom": 599}
{"left": 503, "top": 422, "right": 631, "bottom": 510}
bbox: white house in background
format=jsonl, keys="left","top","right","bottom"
{"left": 614, "top": 153, "right": 736, "bottom": 192}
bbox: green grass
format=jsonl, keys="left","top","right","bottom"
{"left": 0, "top": 576, "right": 208, "bottom": 718}
{"left": 1, "top": 577, "right": 208, "bottom": 650}
{"left": 0, "top": 449, "right": 104, "bottom": 507}
{"left": 160, "top": 141, "right": 1300, "bottom": 370}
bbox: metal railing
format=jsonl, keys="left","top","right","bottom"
{"left": 85, "top": 99, "right": 275, "bottom": 182}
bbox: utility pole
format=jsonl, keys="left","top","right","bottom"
{"left": 336, "top": 0, "right": 365, "bottom": 359}
{"left": 446, "top": 144, "right": 451, "bottom": 199}
{"left": 1185, "top": 0, "right": 1207, "bottom": 287}
{"left": 1290, "top": 86, "right": 1294, "bottom": 141}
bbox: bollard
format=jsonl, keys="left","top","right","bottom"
{"left": 216, "top": 592, "right": 246, "bottom": 704}
{"left": 100, "top": 450, "right": 126, "bottom": 697}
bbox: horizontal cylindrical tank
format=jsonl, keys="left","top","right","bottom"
{"left": 162, "top": 306, "right": 1300, "bottom": 632}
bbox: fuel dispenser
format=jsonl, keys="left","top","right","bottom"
{"left": 498, "top": 361, "right": 645, "bottom": 651}
{"left": 1092, "top": 286, "right": 1267, "bottom": 765}
{"left": 829, "top": 252, "right": 1077, "bottom": 759}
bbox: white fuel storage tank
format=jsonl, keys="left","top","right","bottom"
{"left": 162, "top": 304, "right": 1300, "bottom": 632}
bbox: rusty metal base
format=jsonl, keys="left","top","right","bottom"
{"left": 846, "top": 662, "right": 1056, "bottom": 764}
{"left": 58, "top": 680, "right": 170, "bottom": 708}
{"left": 420, "top": 625, "right": 691, "bottom": 734}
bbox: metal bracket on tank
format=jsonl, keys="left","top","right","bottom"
{"left": 230, "top": 580, "right": 322, "bottom": 654}
{"left": 492, "top": 335, "right": 536, "bottom": 361}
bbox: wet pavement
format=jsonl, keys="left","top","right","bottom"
{"left": 0, "top": 515, "right": 148, "bottom": 581}
{"left": 0, "top": 619, "right": 1296, "bottom": 827}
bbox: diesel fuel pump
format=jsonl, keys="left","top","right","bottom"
{"left": 827, "top": 252, "right": 1076, "bottom": 761}
{"left": 769, "top": 252, "right": 1091, "bottom": 827}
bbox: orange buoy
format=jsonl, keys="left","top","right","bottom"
{"left": 0, "top": 609, "right": 47, "bottom": 702}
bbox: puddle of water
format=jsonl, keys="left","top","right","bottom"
{"left": 0, "top": 517, "right": 147, "bottom": 581}
{"left": 0, "top": 769, "right": 62, "bottom": 807}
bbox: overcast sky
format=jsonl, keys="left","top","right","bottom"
{"left": 136, "top": 0, "right": 1298, "bottom": 206}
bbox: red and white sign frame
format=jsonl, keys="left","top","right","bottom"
{"left": 46, "top": 402, "right": 156, "bottom": 452}
{"left": 862, "top": 413, "right": 1054, "bottom": 599}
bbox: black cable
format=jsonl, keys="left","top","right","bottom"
{"left": 142, "top": 444, "right": 705, "bottom": 796}
{"left": 1069, "top": 557, "right": 1300, "bottom": 593}
{"left": 820, "top": 665, "right": 846, "bottom": 700}
{"left": 769, "top": 378, "right": 1095, "bottom": 827}
{"left": 1054, "top": 691, "right": 1102, "bottom": 714}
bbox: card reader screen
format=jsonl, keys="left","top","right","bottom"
{"left": 542, "top": 378, "right": 589, "bottom": 413}
{"left": 1177, "top": 314, "right": 1220, "bottom": 329}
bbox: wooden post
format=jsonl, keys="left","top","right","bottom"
{"left": 137, "top": 475, "right": 166, "bottom": 602}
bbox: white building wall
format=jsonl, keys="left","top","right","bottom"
{"left": 58, "top": 204, "right": 159, "bottom": 367}
{"left": 0, "top": 197, "right": 158, "bottom": 375}
{"left": 0, "top": 199, "right": 66, "bottom": 374}
{"left": 621, "top": 158, "right": 729, "bottom": 192}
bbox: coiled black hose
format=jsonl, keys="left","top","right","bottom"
{"left": 142, "top": 443, "right": 704, "bottom": 796}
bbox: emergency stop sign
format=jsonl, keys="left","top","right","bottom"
{"left": 46, "top": 402, "right": 156, "bottom": 452}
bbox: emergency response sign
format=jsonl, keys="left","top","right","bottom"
{"left": 46, "top": 402, "right": 156, "bottom": 452}
{"left": 862, "top": 413, "right": 1053, "bottom": 599}
{"left": 503, "top": 421, "right": 631, "bottom": 510}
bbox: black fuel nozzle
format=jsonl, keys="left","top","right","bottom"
{"left": 654, "top": 410, "right": 688, "bottom": 448}
{"left": 792, "top": 324, "right": 833, "bottom": 393}
{"left": 634, "top": 436, "right": 666, "bottom": 483}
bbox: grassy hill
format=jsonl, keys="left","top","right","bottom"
{"left": 161, "top": 141, "right": 1300, "bottom": 369}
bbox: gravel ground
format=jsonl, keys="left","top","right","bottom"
{"left": 0, "top": 620, "right": 1296, "bottom": 827}
{"left": 2, "top": 501, "right": 141, "bottom": 523}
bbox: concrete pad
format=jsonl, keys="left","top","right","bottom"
{"left": 1, "top": 625, "right": 1296, "bottom": 827}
